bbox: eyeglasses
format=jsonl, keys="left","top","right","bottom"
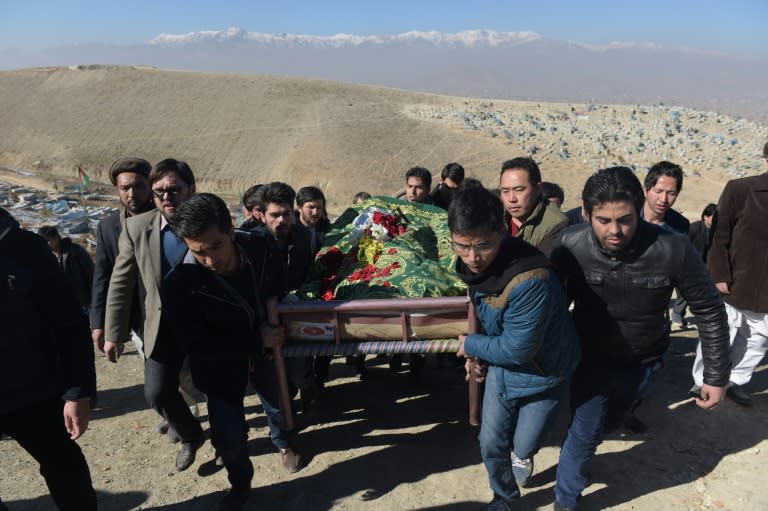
{"left": 152, "top": 186, "right": 184, "bottom": 199}
{"left": 450, "top": 240, "right": 496, "bottom": 256}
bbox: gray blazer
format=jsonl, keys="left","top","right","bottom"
{"left": 105, "top": 209, "right": 164, "bottom": 357}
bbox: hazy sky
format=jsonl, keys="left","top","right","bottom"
{"left": 2, "top": 0, "right": 766, "bottom": 54}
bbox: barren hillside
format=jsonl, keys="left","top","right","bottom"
{"left": 1, "top": 66, "right": 766, "bottom": 215}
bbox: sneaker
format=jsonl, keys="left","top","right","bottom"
{"left": 554, "top": 501, "right": 577, "bottom": 511}
{"left": 483, "top": 496, "right": 514, "bottom": 511}
{"left": 726, "top": 383, "right": 753, "bottom": 407}
{"left": 511, "top": 452, "right": 534, "bottom": 487}
{"left": 217, "top": 486, "right": 250, "bottom": 511}
{"left": 175, "top": 437, "right": 205, "bottom": 472}
{"left": 689, "top": 385, "right": 702, "bottom": 399}
{"left": 280, "top": 447, "right": 302, "bottom": 473}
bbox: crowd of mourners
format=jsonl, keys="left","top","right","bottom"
{"left": 1, "top": 141, "right": 767, "bottom": 511}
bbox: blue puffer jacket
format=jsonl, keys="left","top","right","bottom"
{"left": 460, "top": 237, "right": 581, "bottom": 398}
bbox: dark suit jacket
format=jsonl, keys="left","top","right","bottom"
{"left": 687, "top": 220, "right": 711, "bottom": 262}
{"left": 90, "top": 211, "right": 145, "bottom": 333}
{"left": 105, "top": 209, "right": 165, "bottom": 357}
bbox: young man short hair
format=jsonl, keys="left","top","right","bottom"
{"left": 642, "top": 161, "right": 689, "bottom": 234}
{"left": 499, "top": 157, "right": 568, "bottom": 252}
{"left": 404, "top": 166, "right": 433, "bottom": 204}
{"left": 549, "top": 167, "right": 730, "bottom": 511}
{"left": 430, "top": 162, "right": 465, "bottom": 210}
{"left": 165, "top": 193, "right": 296, "bottom": 510}
{"left": 450, "top": 186, "right": 580, "bottom": 511}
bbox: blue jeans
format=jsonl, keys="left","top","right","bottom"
{"left": 555, "top": 359, "right": 661, "bottom": 508}
{"left": 479, "top": 368, "right": 566, "bottom": 503}
{"left": 250, "top": 356, "right": 295, "bottom": 450}
{"left": 207, "top": 393, "right": 253, "bottom": 490}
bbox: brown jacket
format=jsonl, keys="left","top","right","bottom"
{"left": 105, "top": 209, "right": 165, "bottom": 357}
{"left": 707, "top": 172, "right": 768, "bottom": 313}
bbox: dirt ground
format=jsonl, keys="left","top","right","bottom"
{"left": 1, "top": 324, "right": 766, "bottom": 511}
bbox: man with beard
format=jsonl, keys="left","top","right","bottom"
{"left": 294, "top": 186, "right": 331, "bottom": 254}
{"left": 429, "top": 162, "right": 465, "bottom": 210}
{"left": 90, "top": 158, "right": 153, "bottom": 354}
{"left": 499, "top": 157, "right": 568, "bottom": 253}
{"left": 249, "top": 182, "right": 316, "bottom": 417}
{"left": 549, "top": 167, "right": 730, "bottom": 511}
{"left": 104, "top": 159, "right": 205, "bottom": 472}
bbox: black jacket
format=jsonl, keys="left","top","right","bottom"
{"left": 550, "top": 222, "right": 730, "bottom": 386}
{"left": 244, "top": 224, "right": 313, "bottom": 295}
{"left": 57, "top": 237, "right": 94, "bottom": 310}
{"left": 0, "top": 209, "right": 96, "bottom": 413}
{"left": 163, "top": 231, "right": 284, "bottom": 396}
{"left": 688, "top": 220, "right": 712, "bottom": 262}
{"left": 90, "top": 210, "right": 145, "bottom": 333}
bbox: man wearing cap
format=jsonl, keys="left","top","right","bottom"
{"left": 90, "top": 158, "right": 154, "bottom": 354}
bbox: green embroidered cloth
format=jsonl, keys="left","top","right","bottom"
{"left": 295, "top": 196, "right": 467, "bottom": 300}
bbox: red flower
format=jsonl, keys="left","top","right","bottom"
{"left": 321, "top": 289, "right": 334, "bottom": 301}
{"left": 388, "top": 248, "right": 397, "bottom": 254}
{"left": 381, "top": 281, "right": 392, "bottom": 287}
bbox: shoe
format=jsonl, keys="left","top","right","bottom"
{"left": 623, "top": 414, "right": 648, "bottom": 433}
{"left": 280, "top": 447, "right": 302, "bottom": 473}
{"left": 554, "top": 501, "right": 577, "bottom": 511}
{"left": 175, "top": 438, "right": 205, "bottom": 472}
{"left": 726, "top": 383, "right": 753, "bottom": 407}
{"left": 166, "top": 426, "right": 181, "bottom": 444}
{"left": 217, "top": 486, "right": 250, "bottom": 511}
{"left": 689, "top": 385, "right": 702, "bottom": 399}
{"left": 154, "top": 419, "right": 169, "bottom": 435}
{"left": 511, "top": 452, "right": 534, "bottom": 487}
{"left": 482, "top": 496, "right": 514, "bottom": 510}
{"left": 300, "top": 386, "right": 317, "bottom": 413}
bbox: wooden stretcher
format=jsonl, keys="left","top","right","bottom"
{"left": 270, "top": 296, "right": 483, "bottom": 431}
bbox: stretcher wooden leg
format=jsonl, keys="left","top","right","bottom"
{"left": 273, "top": 350, "right": 294, "bottom": 432}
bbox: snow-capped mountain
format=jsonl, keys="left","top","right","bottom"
{"left": 148, "top": 28, "right": 543, "bottom": 48}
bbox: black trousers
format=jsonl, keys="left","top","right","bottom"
{"left": 144, "top": 341, "right": 204, "bottom": 444}
{"left": 0, "top": 397, "right": 97, "bottom": 511}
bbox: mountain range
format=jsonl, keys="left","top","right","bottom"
{"left": 3, "top": 28, "right": 766, "bottom": 122}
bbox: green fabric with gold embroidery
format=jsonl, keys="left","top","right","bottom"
{"left": 296, "top": 196, "right": 467, "bottom": 300}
